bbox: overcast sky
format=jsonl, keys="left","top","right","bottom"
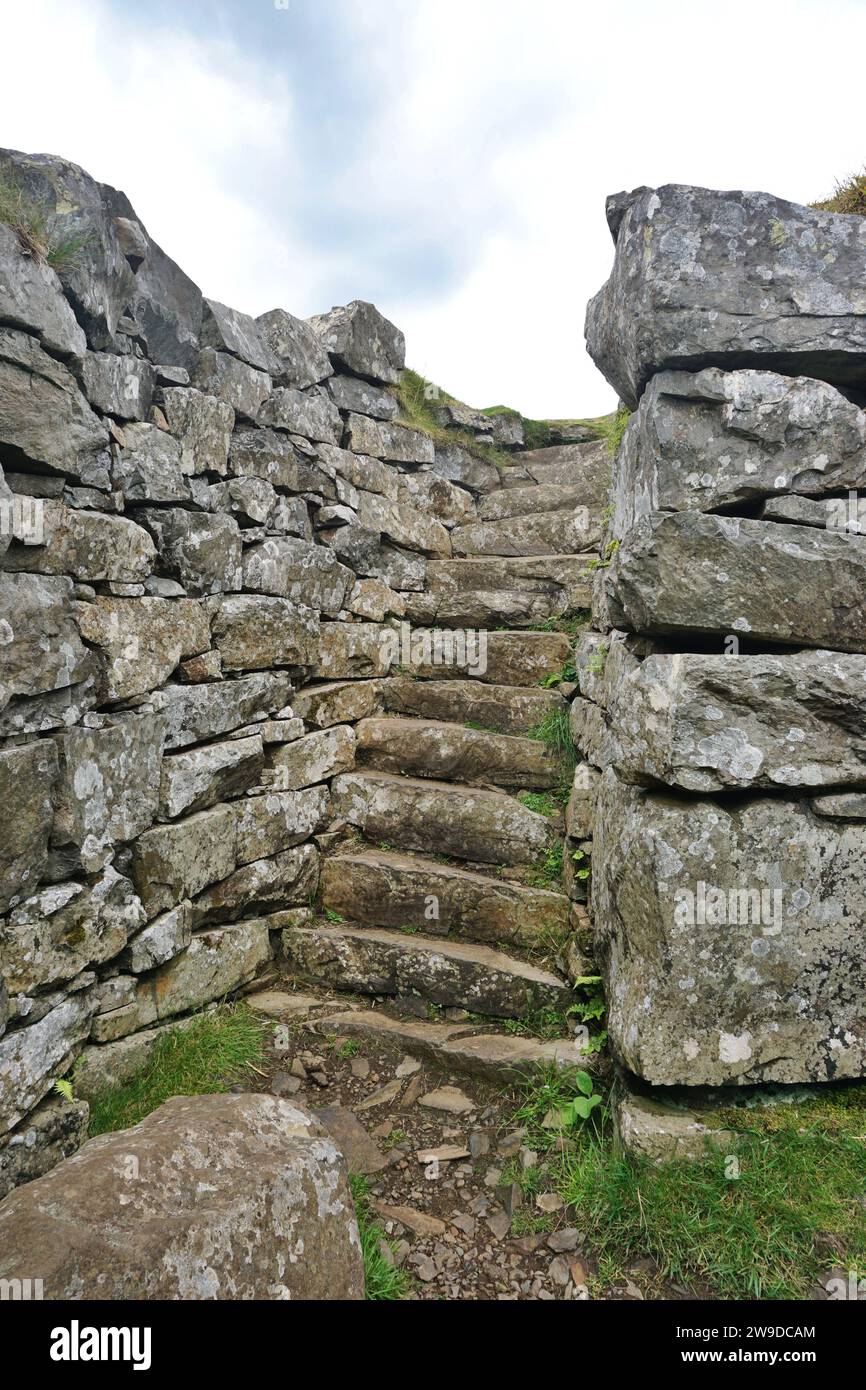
{"left": 2, "top": 0, "right": 865, "bottom": 417}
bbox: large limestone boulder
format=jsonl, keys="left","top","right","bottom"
{"left": 256, "top": 307, "right": 333, "bottom": 389}
{"left": 594, "top": 769, "right": 866, "bottom": 1086}
{"left": 0, "top": 741, "right": 58, "bottom": 911}
{"left": 613, "top": 368, "right": 866, "bottom": 537}
{"left": 0, "top": 1094, "right": 365, "bottom": 1299}
{"left": 309, "top": 300, "right": 405, "bottom": 385}
{"left": 602, "top": 511, "right": 866, "bottom": 651}
{"left": 0, "top": 222, "right": 85, "bottom": 359}
{"left": 74, "top": 596, "right": 210, "bottom": 701}
{"left": 611, "top": 651, "right": 866, "bottom": 793}
{"left": 0, "top": 148, "right": 203, "bottom": 364}
{"left": 0, "top": 329, "right": 109, "bottom": 484}
{"left": 586, "top": 184, "right": 866, "bottom": 407}
{"left": 3, "top": 503, "right": 156, "bottom": 584}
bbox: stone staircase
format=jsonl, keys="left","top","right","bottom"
{"left": 279, "top": 442, "right": 606, "bottom": 1075}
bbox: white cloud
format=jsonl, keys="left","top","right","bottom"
{"left": 2, "top": 0, "right": 865, "bottom": 417}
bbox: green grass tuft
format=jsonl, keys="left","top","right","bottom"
{"left": 350, "top": 1173, "right": 412, "bottom": 1300}
{"left": 811, "top": 171, "right": 866, "bottom": 217}
{"left": 0, "top": 168, "right": 90, "bottom": 272}
{"left": 395, "top": 369, "right": 511, "bottom": 471}
{"left": 87, "top": 1004, "right": 266, "bottom": 1136}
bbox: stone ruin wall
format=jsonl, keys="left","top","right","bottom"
{"left": 580, "top": 183, "right": 866, "bottom": 1127}
{"left": 0, "top": 148, "right": 606, "bottom": 1196}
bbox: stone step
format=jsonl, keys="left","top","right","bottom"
{"left": 450, "top": 510, "right": 603, "bottom": 558}
{"left": 478, "top": 482, "right": 604, "bottom": 522}
{"left": 331, "top": 770, "right": 552, "bottom": 865}
{"left": 282, "top": 924, "right": 567, "bottom": 1018}
{"left": 399, "top": 630, "right": 572, "bottom": 688}
{"left": 355, "top": 716, "right": 557, "bottom": 789}
{"left": 379, "top": 676, "right": 566, "bottom": 735}
{"left": 403, "top": 556, "right": 594, "bottom": 628}
{"left": 306, "top": 1009, "right": 590, "bottom": 1082}
{"left": 507, "top": 440, "right": 611, "bottom": 495}
{"left": 320, "top": 848, "right": 569, "bottom": 946}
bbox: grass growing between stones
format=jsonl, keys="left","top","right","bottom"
{"left": 87, "top": 1004, "right": 267, "bottom": 1137}
{"left": 811, "top": 170, "right": 866, "bottom": 216}
{"left": 350, "top": 1173, "right": 412, "bottom": 1300}
{"left": 510, "top": 1068, "right": 866, "bottom": 1299}
{"left": 0, "top": 168, "right": 90, "bottom": 271}
{"left": 395, "top": 369, "right": 511, "bottom": 470}
{"left": 529, "top": 706, "right": 577, "bottom": 802}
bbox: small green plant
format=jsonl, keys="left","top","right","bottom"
{"left": 567, "top": 975, "right": 607, "bottom": 1055}
{"left": 334, "top": 1039, "right": 360, "bottom": 1059}
{"left": 396, "top": 369, "right": 511, "bottom": 471}
{"left": 349, "top": 1173, "right": 411, "bottom": 1300}
{"left": 527, "top": 841, "right": 564, "bottom": 887}
{"left": 571, "top": 848, "right": 591, "bottom": 881}
{"left": 540, "top": 662, "right": 577, "bottom": 689}
{"left": 587, "top": 644, "right": 608, "bottom": 676}
{"left": 322, "top": 908, "right": 345, "bottom": 925}
{"left": 554, "top": 1070, "right": 604, "bottom": 1125}
{"left": 382, "top": 1128, "right": 409, "bottom": 1151}
{"left": 519, "top": 791, "right": 559, "bottom": 818}
{"left": 504, "top": 1005, "right": 573, "bottom": 1041}
{"left": 54, "top": 1077, "right": 75, "bottom": 1103}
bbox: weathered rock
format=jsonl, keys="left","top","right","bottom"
{"left": 320, "top": 849, "right": 568, "bottom": 946}
{"left": 0, "top": 221, "right": 86, "bottom": 358}
{"left": 0, "top": 1093, "right": 364, "bottom": 1299}
{"left": 242, "top": 538, "right": 352, "bottom": 615}
{"left": 234, "top": 787, "right": 330, "bottom": 865}
{"left": 191, "top": 347, "right": 271, "bottom": 419}
{"left": 0, "top": 994, "right": 95, "bottom": 1136}
{"left": 130, "top": 805, "right": 238, "bottom": 918}
{"left": 356, "top": 716, "right": 557, "bottom": 788}
{"left": 311, "top": 622, "right": 393, "bottom": 680}
{"left": 480, "top": 481, "right": 601, "bottom": 523}
{"left": 613, "top": 368, "right": 866, "bottom": 537}
{"left": 75, "top": 597, "right": 209, "bottom": 700}
{"left": 229, "top": 427, "right": 299, "bottom": 489}
{"left": 112, "top": 422, "right": 190, "bottom": 502}
{"left": 587, "top": 183, "right": 866, "bottom": 406}
{"left": 132, "top": 921, "right": 271, "bottom": 1026}
{"left": 149, "top": 672, "right": 291, "bottom": 750}
{"left": 595, "top": 768, "right": 866, "bottom": 1085}
{"left": 292, "top": 679, "right": 380, "bottom": 728}
{"left": 309, "top": 300, "right": 405, "bottom": 385}
{"left": 603, "top": 512, "right": 866, "bottom": 652}
{"left": 121, "top": 901, "right": 192, "bottom": 973}
{"left": 611, "top": 651, "right": 866, "bottom": 792}
{"left": 0, "top": 1093, "right": 89, "bottom": 1201}
{"left": 160, "top": 387, "right": 234, "bottom": 476}
{"left": 190, "top": 845, "right": 318, "bottom": 926}
{"left": 356, "top": 489, "right": 451, "bottom": 556}
{"left": 158, "top": 736, "right": 264, "bottom": 819}
{"left": 451, "top": 509, "right": 601, "bottom": 558}
{"left": 272, "top": 726, "right": 356, "bottom": 789}
{"left": 51, "top": 714, "right": 165, "bottom": 871}
{"left": 380, "top": 676, "right": 564, "bottom": 736}
{"left": 315, "top": 1010, "right": 583, "bottom": 1081}
{"left": 402, "top": 630, "right": 571, "bottom": 688}
{"left": 284, "top": 924, "right": 566, "bottom": 1017}
{"left": 256, "top": 308, "right": 333, "bottom": 389}
{"left": 0, "top": 148, "right": 203, "bottom": 364}
{"left": 614, "top": 1090, "right": 737, "bottom": 1164}
{"left": 411, "top": 556, "right": 592, "bottom": 628}
{"left": 0, "top": 328, "right": 109, "bottom": 482}
{"left": 431, "top": 442, "right": 501, "bottom": 494}
{"left": 315, "top": 441, "right": 399, "bottom": 500}
{"left": 346, "top": 414, "right": 435, "bottom": 464}
{"left": 199, "top": 299, "right": 280, "bottom": 374}
{"left": 210, "top": 595, "right": 320, "bottom": 671}
{"left": 812, "top": 792, "right": 866, "bottom": 820}
{"left": 398, "top": 470, "right": 475, "bottom": 528}
{"left": 4, "top": 503, "right": 156, "bottom": 583}
{"left": 347, "top": 578, "right": 406, "bottom": 621}
{"left": 314, "top": 1105, "right": 388, "bottom": 1175}
{"left": 1, "top": 868, "right": 145, "bottom": 994}
{"left": 327, "top": 373, "right": 398, "bottom": 419}
{"left": 332, "top": 770, "right": 550, "bottom": 865}
{"left": 73, "top": 1015, "right": 198, "bottom": 1097}
{"left": 0, "top": 741, "right": 58, "bottom": 911}
{"left": 80, "top": 351, "right": 155, "bottom": 419}
{"left": 508, "top": 439, "right": 611, "bottom": 494}
{"left": 320, "top": 523, "right": 427, "bottom": 591}
{"left": 135, "top": 507, "right": 243, "bottom": 595}
{"left": 258, "top": 385, "right": 341, "bottom": 443}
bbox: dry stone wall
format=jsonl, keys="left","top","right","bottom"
{"left": 0, "top": 149, "right": 604, "bottom": 1197}
{"left": 582, "top": 184, "right": 866, "bottom": 1094}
